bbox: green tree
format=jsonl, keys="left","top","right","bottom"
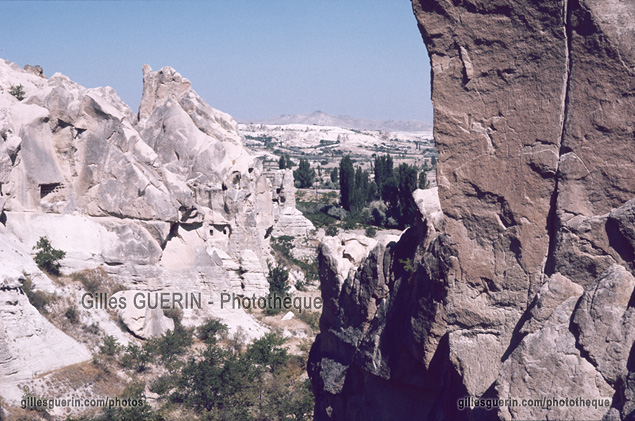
{"left": 33, "top": 236, "right": 66, "bottom": 276}
{"left": 278, "top": 153, "right": 295, "bottom": 169}
{"left": 397, "top": 163, "right": 419, "bottom": 228}
{"left": 330, "top": 167, "right": 339, "bottom": 184}
{"left": 9, "top": 84, "right": 25, "bottom": 101}
{"left": 266, "top": 263, "right": 290, "bottom": 314}
{"left": 245, "top": 332, "right": 288, "bottom": 373}
{"left": 145, "top": 324, "right": 193, "bottom": 366}
{"left": 339, "top": 155, "right": 355, "bottom": 211}
{"left": 197, "top": 319, "right": 228, "bottom": 345}
{"left": 418, "top": 170, "right": 430, "bottom": 189}
{"left": 293, "top": 158, "right": 316, "bottom": 188}
{"left": 349, "top": 166, "right": 371, "bottom": 213}
{"left": 100, "top": 335, "right": 122, "bottom": 356}
{"left": 382, "top": 176, "right": 400, "bottom": 218}
{"left": 381, "top": 163, "right": 419, "bottom": 229}
{"left": 374, "top": 154, "right": 393, "bottom": 192}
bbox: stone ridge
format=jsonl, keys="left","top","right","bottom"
{"left": 0, "top": 59, "right": 315, "bottom": 402}
{"left": 308, "top": 1, "right": 635, "bottom": 419}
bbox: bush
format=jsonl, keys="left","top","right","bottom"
{"left": 327, "top": 205, "right": 348, "bottom": 220}
{"left": 163, "top": 307, "right": 183, "bottom": 325}
{"left": 33, "top": 236, "right": 66, "bottom": 276}
{"left": 325, "top": 225, "right": 338, "bottom": 237}
{"left": 341, "top": 216, "right": 358, "bottom": 230}
{"left": 121, "top": 343, "right": 153, "bottom": 373}
{"left": 196, "top": 318, "right": 228, "bottom": 345}
{"left": 365, "top": 226, "right": 377, "bottom": 238}
{"left": 20, "top": 275, "right": 55, "bottom": 314}
{"left": 146, "top": 324, "right": 194, "bottom": 366}
{"left": 372, "top": 207, "right": 384, "bottom": 226}
{"left": 100, "top": 335, "right": 121, "bottom": 356}
{"left": 399, "top": 258, "right": 416, "bottom": 274}
{"left": 92, "top": 383, "right": 154, "bottom": 421}
{"left": 271, "top": 235, "right": 295, "bottom": 260}
{"left": 65, "top": 307, "right": 79, "bottom": 324}
{"left": 9, "top": 84, "right": 25, "bottom": 101}
{"left": 266, "top": 263, "right": 290, "bottom": 315}
{"left": 295, "top": 310, "right": 320, "bottom": 332}
{"left": 246, "top": 332, "right": 289, "bottom": 373}
{"left": 71, "top": 268, "right": 110, "bottom": 293}
{"left": 294, "top": 258, "right": 318, "bottom": 283}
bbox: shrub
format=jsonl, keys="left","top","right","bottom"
{"left": 365, "top": 226, "right": 377, "bottom": 238}
{"left": 326, "top": 205, "right": 348, "bottom": 220}
{"left": 294, "top": 257, "right": 318, "bottom": 283}
{"left": 100, "top": 335, "right": 121, "bottom": 356}
{"left": 196, "top": 318, "right": 228, "bottom": 345}
{"left": 65, "top": 307, "right": 79, "bottom": 324}
{"left": 71, "top": 267, "right": 111, "bottom": 293}
{"left": 20, "top": 275, "right": 55, "bottom": 314}
{"left": 121, "top": 343, "right": 153, "bottom": 373}
{"left": 163, "top": 307, "right": 183, "bottom": 325}
{"left": 146, "top": 324, "right": 193, "bottom": 366}
{"left": 266, "top": 263, "right": 290, "bottom": 315}
{"left": 85, "top": 322, "right": 100, "bottom": 336}
{"left": 271, "top": 235, "right": 295, "bottom": 260}
{"left": 372, "top": 207, "right": 384, "bottom": 226}
{"left": 92, "top": 382, "right": 154, "bottom": 421}
{"left": 325, "top": 225, "right": 338, "bottom": 237}
{"left": 341, "top": 216, "right": 358, "bottom": 230}
{"left": 9, "top": 84, "right": 25, "bottom": 101}
{"left": 399, "top": 258, "right": 416, "bottom": 274}
{"left": 33, "top": 236, "right": 66, "bottom": 276}
{"left": 246, "top": 332, "right": 288, "bottom": 373}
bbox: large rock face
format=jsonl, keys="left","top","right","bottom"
{"left": 0, "top": 59, "right": 312, "bottom": 296}
{"left": 0, "top": 59, "right": 313, "bottom": 403}
{"left": 309, "top": 1, "right": 635, "bottom": 419}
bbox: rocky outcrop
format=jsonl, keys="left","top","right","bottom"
{"left": 0, "top": 59, "right": 313, "bottom": 404}
{"left": 0, "top": 59, "right": 311, "bottom": 294}
{"left": 0, "top": 264, "right": 92, "bottom": 403}
{"left": 309, "top": 1, "right": 635, "bottom": 419}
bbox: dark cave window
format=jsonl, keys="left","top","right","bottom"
{"left": 40, "top": 183, "right": 63, "bottom": 198}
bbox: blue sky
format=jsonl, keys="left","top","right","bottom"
{"left": 1, "top": 1, "right": 432, "bottom": 122}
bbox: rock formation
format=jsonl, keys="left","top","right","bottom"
{"left": 0, "top": 59, "right": 313, "bottom": 402}
{"left": 309, "top": 1, "right": 635, "bottom": 419}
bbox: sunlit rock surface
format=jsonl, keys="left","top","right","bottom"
{"left": 0, "top": 59, "right": 312, "bottom": 403}
{"left": 309, "top": 1, "right": 635, "bottom": 419}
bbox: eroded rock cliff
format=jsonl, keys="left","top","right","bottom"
{"left": 309, "top": 1, "right": 635, "bottom": 419}
{"left": 0, "top": 59, "right": 314, "bottom": 402}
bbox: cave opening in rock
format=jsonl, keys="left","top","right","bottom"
{"left": 39, "top": 182, "right": 63, "bottom": 198}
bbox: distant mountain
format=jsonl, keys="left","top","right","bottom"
{"left": 242, "top": 111, "right": 432, "bottom": 132}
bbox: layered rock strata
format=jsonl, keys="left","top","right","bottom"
{"left": 309, "top": 1, "right": 635, "bottom": 419}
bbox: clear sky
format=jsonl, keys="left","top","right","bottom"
{"left": 0, "top": 1, "right": 432, "bottom": 123}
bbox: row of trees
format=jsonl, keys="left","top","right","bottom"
{"left": 281, "top": 150, "right": 433, "bottom": 228}
{"left": 339, "top": 154, "right": 425, "bottom": 229}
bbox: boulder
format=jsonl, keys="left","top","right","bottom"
{"left": 113, "top": 290, "right": 175, "bottom": 339}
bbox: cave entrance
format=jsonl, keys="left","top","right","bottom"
{"left": 40, "top": 182, "right": 63, "bottom": 198}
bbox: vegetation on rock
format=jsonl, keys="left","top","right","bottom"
{"left": 33, "top": 236, "right": 66, "bottom": 276}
